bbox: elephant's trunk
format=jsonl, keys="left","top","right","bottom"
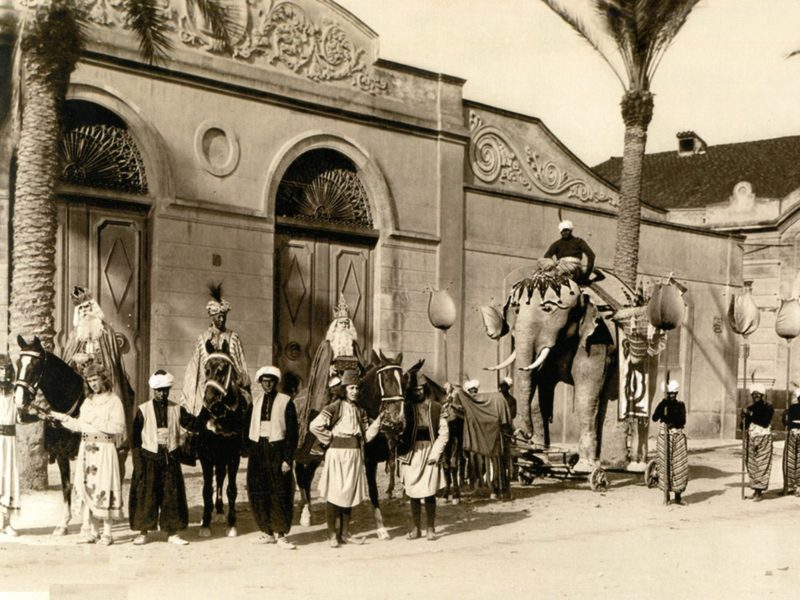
{"left": 520, "top": 347, "right": 550, "bottom": 371}
{"left": 484, "top": 350, "right": 516, "bottom": 372}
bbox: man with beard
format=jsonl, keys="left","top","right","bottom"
{"left": 182, "top": 284, "right": 251, "bottom": 417}
{"left": 62, "top": 287, "right": 135, "bottom": 465}
{"left": 296, "top": 295, "right": 362, "bottom": 446}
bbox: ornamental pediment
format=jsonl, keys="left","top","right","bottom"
{"left": 73, "top": 0, "right": 389, "bottom": 95}
{"left": 468, "top": 109, "right": 619, "bottom": 208}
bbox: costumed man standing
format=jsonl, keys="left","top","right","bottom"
{"left": 297, "top": 295, "right": 362, "bottom": 448}
{"left": 543, "top": 220, "right": 596, "bottom": 284}
{"left": 310, "top": 370, "right": 382, "bottom": 548}
{"left": 782, "top": 387, "right": 800, "bottom": 497}
{"left": 182, "top": 284, "right": 251, "bottom": 417}
{"left": 129, "top": 370, "right": 192, "bottom": 546}
{"left": 62, "top": 286, "right": 135, "bottom": 468}
{"left": 0, "top": 355, "right": 31, "bottom": 537}
{"left": 651, "top": 380, "right": 688, "bottom": 505}
{"left": 50, "top": 365, "right": 125, "bottom": 545}
{"left": 246, "top": 366, "right": 298, "bottom": 550}
{"left": 398, "top": 372, "right": 449, "bottom": 541}
{"left": 743, "top": 384, "right": 774, "bottom": 501}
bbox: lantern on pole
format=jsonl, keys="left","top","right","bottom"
{"left": 647, "top": 276, "right": 688, "bottom": 394}
{"left": 428, "top": 288, "right": 457, "bottom": 382}
{"left": 727, "top": 281, "right": 760, "bottom": 499}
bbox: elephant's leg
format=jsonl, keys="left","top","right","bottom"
{"left": 533, "top": 379, "right": 555, "bottom": 448}
{"left": 573, "top": 345, "right": 610, "bottom": 467}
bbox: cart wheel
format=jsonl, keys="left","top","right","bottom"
{"left": 589, "top": 467, "right": 608, "bottom": 492}
{"left": 644, "top": 459, "right": 659, "bottom": 489}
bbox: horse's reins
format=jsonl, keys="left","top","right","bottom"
{"left": 14, "top": 350, "right": 82, "bottom": 419}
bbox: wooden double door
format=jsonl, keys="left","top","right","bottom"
{"left": 274, "top": 230, "right": 373, "bottom": 388}
{"left": 54, "top": 199, "right": 148, "bottom": 404}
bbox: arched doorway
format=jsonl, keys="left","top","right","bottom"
{"left": 273, "top": 148, "right": 378, "bottom": 386}
{"left": 52, "top": 100, "right": 150, "bottom": 403}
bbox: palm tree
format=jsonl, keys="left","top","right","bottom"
{"left": 541, "top": 0, "right": 700, "bottom": 288}
{"left": 6, "top": 0, "right": 233, "bottom": 489}
{"left": 540, "top": 0, "right": 700, "bottom": 468}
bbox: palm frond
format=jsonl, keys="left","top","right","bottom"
{"left": 189, "top": 0, "right": 242, "bottom": 50}
{"left": 539, "top": 0, "right": 627, "bottom": 89}
{"left": 122, "top": 0, "right": 172, "bottom": 65}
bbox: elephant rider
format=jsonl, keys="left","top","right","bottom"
{"left": 543, "top": 220, "right": 596, "bottom": 285}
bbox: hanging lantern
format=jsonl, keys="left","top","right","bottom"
{"left": 776, "top": 298, "right": 800, "bottom": 340}
{"left": 727, "top": 281, "right": 760, "bottom": 337}
{"left": 428, "top": 289, "right": 457, "bottom": 331}
{"left": 479, "top": 305, "right": 508, "bottom": 339}
{"left": 647, "top": 279, "right": 686, "bottom": 331}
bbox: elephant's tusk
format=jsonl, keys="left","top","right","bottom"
{"left": 484, "top": 350, "right": 516, "bottom": 371}
{"left": 520, "top": 347, "right": 550, "bottom": 371}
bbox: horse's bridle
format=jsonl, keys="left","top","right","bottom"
{"left": 204, "top": 351, "right": 235, "bottom": 398}
{"left": 376, "top": 365, "right": 403, "bottom": 403}
{"left": 14, "top": 349, "right": 46, "bottom": 401}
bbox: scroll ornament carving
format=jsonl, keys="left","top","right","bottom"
{"left": 468, "top": 111, "right": 618, "bottom": 207}
{"left": 63, "top": 0, "right": 390, "bottom": 95}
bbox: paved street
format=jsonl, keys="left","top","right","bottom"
{"left": 1, "top": 439, "right": 799, "bottom": 599}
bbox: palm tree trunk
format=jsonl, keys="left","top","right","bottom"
{"left": 11, "top": 4, "right": 80, "bottom": 490}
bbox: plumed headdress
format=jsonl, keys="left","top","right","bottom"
{"left": 333, "top": 294, "right": 350, "bottom": 320}
{"left": 207, "top": 282, "right": 231, "bottom": 316}
{"left": 149, "top": 369, "right": 174, "bottom": 389}
{"left": 71, "top": 286, "right": 93, "bottom": 306}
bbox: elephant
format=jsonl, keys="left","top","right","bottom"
{"left": 483, "top": 262, "right": 617, "bottom": 469}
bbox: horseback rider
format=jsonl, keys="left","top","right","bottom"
{"left": 543, "top": 220, "right": 596, "bottom": 285}
{"left": 182, "top": 284, "right": 251, "bottom": 417}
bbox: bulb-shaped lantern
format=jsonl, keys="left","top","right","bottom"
{"left": 647, "top": 279, "right": 686, "bottom": 331}
{"left": 776, "top": 297, "right": 800, "bottom": 340}
{"left": 428, "top": 289, "right": 457, "bottom": 331}
{"left": 727, "top": 281, "right": 760, "bottom": 337}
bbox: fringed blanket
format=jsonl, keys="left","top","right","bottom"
{"left": 747, "top": 429, "right": 773, "bottom": 491}
{"left": 656, "top": 428, "right": 688, "bottom": 493}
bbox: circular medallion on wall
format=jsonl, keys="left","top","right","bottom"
{"left": 194, "top": 121, "right": 240, "bottom": 177}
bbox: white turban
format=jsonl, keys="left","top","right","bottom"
{"left": 559, "top": 220, "right": 574, "bottom": 231}
{"left": 667, "top": 380, "right": 679, "bottom": 393}
{"left": 794, "top": 388, "right": 800, "bottom": 399}
{"left": 502, "top": 376, "right": 513, "bottom": 387}
{"left": 751, "top": 383, "right": 766, "bottom": 396}
{"left": 464, "top": 379, "right": 480, "bottom": 392}
{"left": 149, "top": 371, "right": 174, "bottom": 389}
{"left": 256, "top": 366, "right": 281, "bottom": 382}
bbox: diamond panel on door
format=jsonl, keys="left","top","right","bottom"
{"left": 330, "top": 244, "right": 370, "bottom": 347}
{"left": 275, "top": 237, "right": 315, "bottom": 384}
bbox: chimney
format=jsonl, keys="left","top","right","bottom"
{"left": 676, "top": 131, "right": 707, "bottom": 156}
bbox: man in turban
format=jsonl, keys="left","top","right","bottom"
{"left": 182, "top": 284, "right": 250, "bottom": 416}
{"left": 543, "top": 220, "right": 596, "bottom": 284}
{"left": 742, "top": 383, "right": 774, "bottom": 501}
{"left": 61, "top": 286, "right": 135, "bottom": 464}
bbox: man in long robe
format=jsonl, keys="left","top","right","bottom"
{"left": 743, "top": 384, "right": 774, "bottom": 501}
{"left": 182, "top": 290, "right": 250, "bottom": 417}
{"left": 62, "top": 286, "right": 135, "bottom": 463}
{"left": 245, "top": 366, "right": 298, "bottom": 549}
{"left": 783, "top": 388, "right": 800, "bottom": 496}
{"left": 296, "top": 295, "right": 361, "bottom": 449}
{"left": 651, "top": 380, "right": 688, "bottom": 505}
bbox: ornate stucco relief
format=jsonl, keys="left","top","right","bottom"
{"left": 468, "top": 110, "right": 618, "bottom": 208}
{"left": 74, "top": 0, "right": 391, "bottom": 95}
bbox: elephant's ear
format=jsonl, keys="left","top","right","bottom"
{"left": 578, "top": 297, "right": 614, "bottom": 351}
{"left": 479, "top": 305, "right": 509, "bottom": 340}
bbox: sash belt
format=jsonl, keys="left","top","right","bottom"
{"left": 82, "top": 433, "right": 114, "bottom": 444}
{"left": 330, "top": 436, "right": 360, "bottom": 449}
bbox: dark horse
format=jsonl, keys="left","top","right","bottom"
{"left": 294, "top": 350, "right": 418, "bottom": 540}
{"left": 197, "top": 339, "right": 247, "bottom": 537}
{"left": 14, "top": 335, "right": 85, "bottom": 535}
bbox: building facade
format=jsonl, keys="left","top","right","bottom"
{"left": 0, "top": 1, "right": 742, "bottom": 440}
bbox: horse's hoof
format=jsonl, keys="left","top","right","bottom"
{"left": 376, "top": 528, "right": 391, "bottom": 541}
{"left": 52, "top": 526, "right": 68, "bottom": 536}
{"left": 198, "top": 527, "right": 211, "bottom": 538}
{"left": 299, "top": 507, "right": 311, "bottom": 527}
{"left": 226, "top": 527, "right": 238, "bottom": 538}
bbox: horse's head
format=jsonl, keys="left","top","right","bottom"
{"left": 203, "top": 339, "right": 241, "bottom": 425}
{"left": 360, "top": 350, "right": 412, "bottom": 436}
{"left": 14, "top": 335, "right": 47, "bottom": 409}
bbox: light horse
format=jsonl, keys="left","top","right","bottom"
{"left": 294, "top": 350, "right": 418, "bottom": 540}
{"left": 13, "top": 335, "right": 85, "bottom": 535}
{"left": 197, "top": 339, "right": 248, "bottom": 538}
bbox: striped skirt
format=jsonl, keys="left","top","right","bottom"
{"left": 656, "top": 428, "right": 688, "bottom": 493}
{"left": 783, "top": 430, "right": 800, "bottom": 491}
{"left": 747, "top": 430, "right": 773, "bottom": 491}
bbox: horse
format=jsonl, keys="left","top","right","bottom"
{"left": 197, "top": 338, "right": 248, "bottom": 538}
{"left": 294, "top": 350, "right": 418, "bottom": 540}
{"left": 13, "top": 335, "right": 85, "bottom": 535}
